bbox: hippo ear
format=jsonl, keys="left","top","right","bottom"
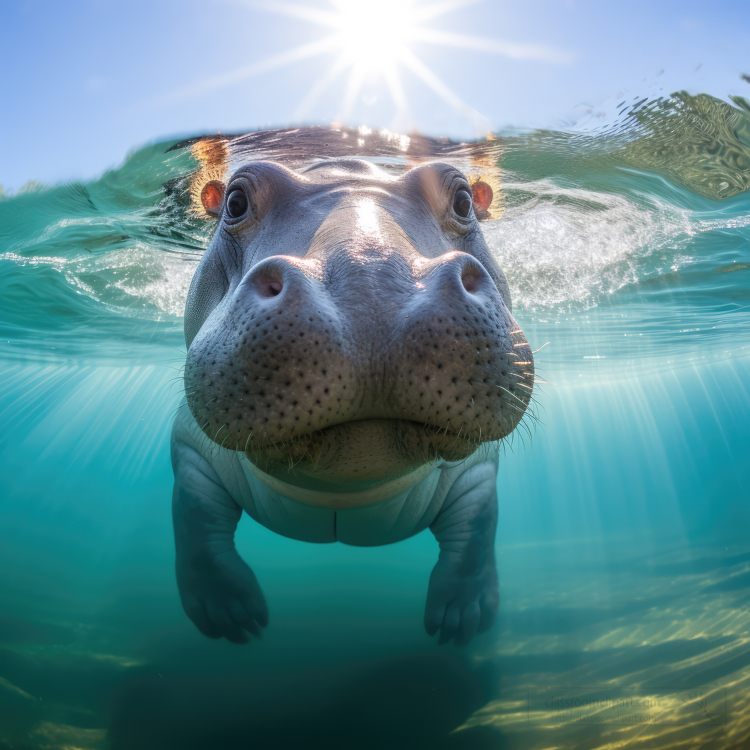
{"left": 200, "top": 180, "right": 225, "bottom": 217}
{"left": 471, "top": 180, "right": 493, "bottom": 221}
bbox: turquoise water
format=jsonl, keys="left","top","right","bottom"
{"left": 1, "top": 93, "right": 750, "bottom": 749}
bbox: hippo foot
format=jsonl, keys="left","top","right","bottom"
{"left": 424, "top": 553, "right": 499, "bottom": 646}
{"left": 176, "top": 549, "right": 268, "bottom": 644}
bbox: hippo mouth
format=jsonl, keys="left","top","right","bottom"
{"left": 185, "top": 331, "right": 534, "bottom": 490}
{"left": 241, "top": 417, "right": 485, "bottom": 491}
{"left": 186, "top": 351, "right": 533, "bottom": 490}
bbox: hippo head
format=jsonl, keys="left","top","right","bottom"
{"left": 183, "top": 159, "right": 534, "bottom": 492}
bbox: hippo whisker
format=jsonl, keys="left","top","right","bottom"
{"left": 168, "top": 402, "right": 192, "bottom": 420}
{"left": 506, "top": 399, "right": 542, "bottom": 428}
{"left": 510, "top": 418, "right": 532, "bottom": 446}
{"left": 499, "top": 397, "right": 537, "bottom": 429}
{"left": 288, "top": 451, "right": 306, "bottom": 471}
{"left": 243, "top": 433, "right": 254, "bottom": 453}
{"left": 499, "top": 390, "right": 538, "bottom": 418}
{"left": 514, "top": 430, "right": 529, "bottom": 452}
{"left": 502, "top": 400, "right": 525, "bottom": 416}
{"left": 523, "top": 406, "right": 543, "bottom": 428}
{"left": 517, "top": 412, "right": 536, "bottom": 437}
{"left": 468, "top": 378, "right": 531, "bottom": 405}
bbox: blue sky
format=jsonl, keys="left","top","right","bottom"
{"left": 1, "top": 0, "right": 749, "bottom": 192}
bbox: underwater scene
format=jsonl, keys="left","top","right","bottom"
{"left": 1, "top": 91, "right": 750, "bottom": 750}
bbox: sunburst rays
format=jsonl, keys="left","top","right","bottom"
{"left": 162, "top": 0, "right": 573, "bottom": 133}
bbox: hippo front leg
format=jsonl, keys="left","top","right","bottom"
{"left": 425, "top": 459, "right": 499, "bottom": 646}
{"left": 171, "top": 437, "right": 268, "bottom": 644}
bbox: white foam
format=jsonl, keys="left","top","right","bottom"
{"left": 2, "top": 244, "right": 199, "bottom": 320}
{"left": 105, "top": 245, "right": 198, "bottom": 318}
{"left": 484, "top": 178, "right": 694, "bottom": 311}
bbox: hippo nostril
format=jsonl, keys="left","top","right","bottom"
{"left": 461, "top": 271, "right": 480, "bottom": 294}
{"left": 255, "top": 277, "right": 284, "bottom": 298}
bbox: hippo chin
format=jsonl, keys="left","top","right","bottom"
{"left": 172, "top": 155, "right": 534, "bottom": 646}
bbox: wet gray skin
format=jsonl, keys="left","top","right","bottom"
{"left": 172, "top": 158, "right": 534, "bottom": 646}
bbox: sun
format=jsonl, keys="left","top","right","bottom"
{"left": 269, "top": 0, "right": 494, "bottom": 129}
{"left": 331, "top": 0, "right": 418, "bottom": 76}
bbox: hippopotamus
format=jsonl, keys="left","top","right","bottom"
{"left": 171, "top": 131, "right": 534, "bottom": 646}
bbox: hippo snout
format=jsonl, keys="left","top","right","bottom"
{"left": 183, "top": 159, "right": 534, "bottom": 488}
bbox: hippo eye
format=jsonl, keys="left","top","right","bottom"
{"left": 226, "top": 189, "right": 249, "bottom": 219}
{"left": 453, "top": 189, "right": 473, "bottom": 219}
